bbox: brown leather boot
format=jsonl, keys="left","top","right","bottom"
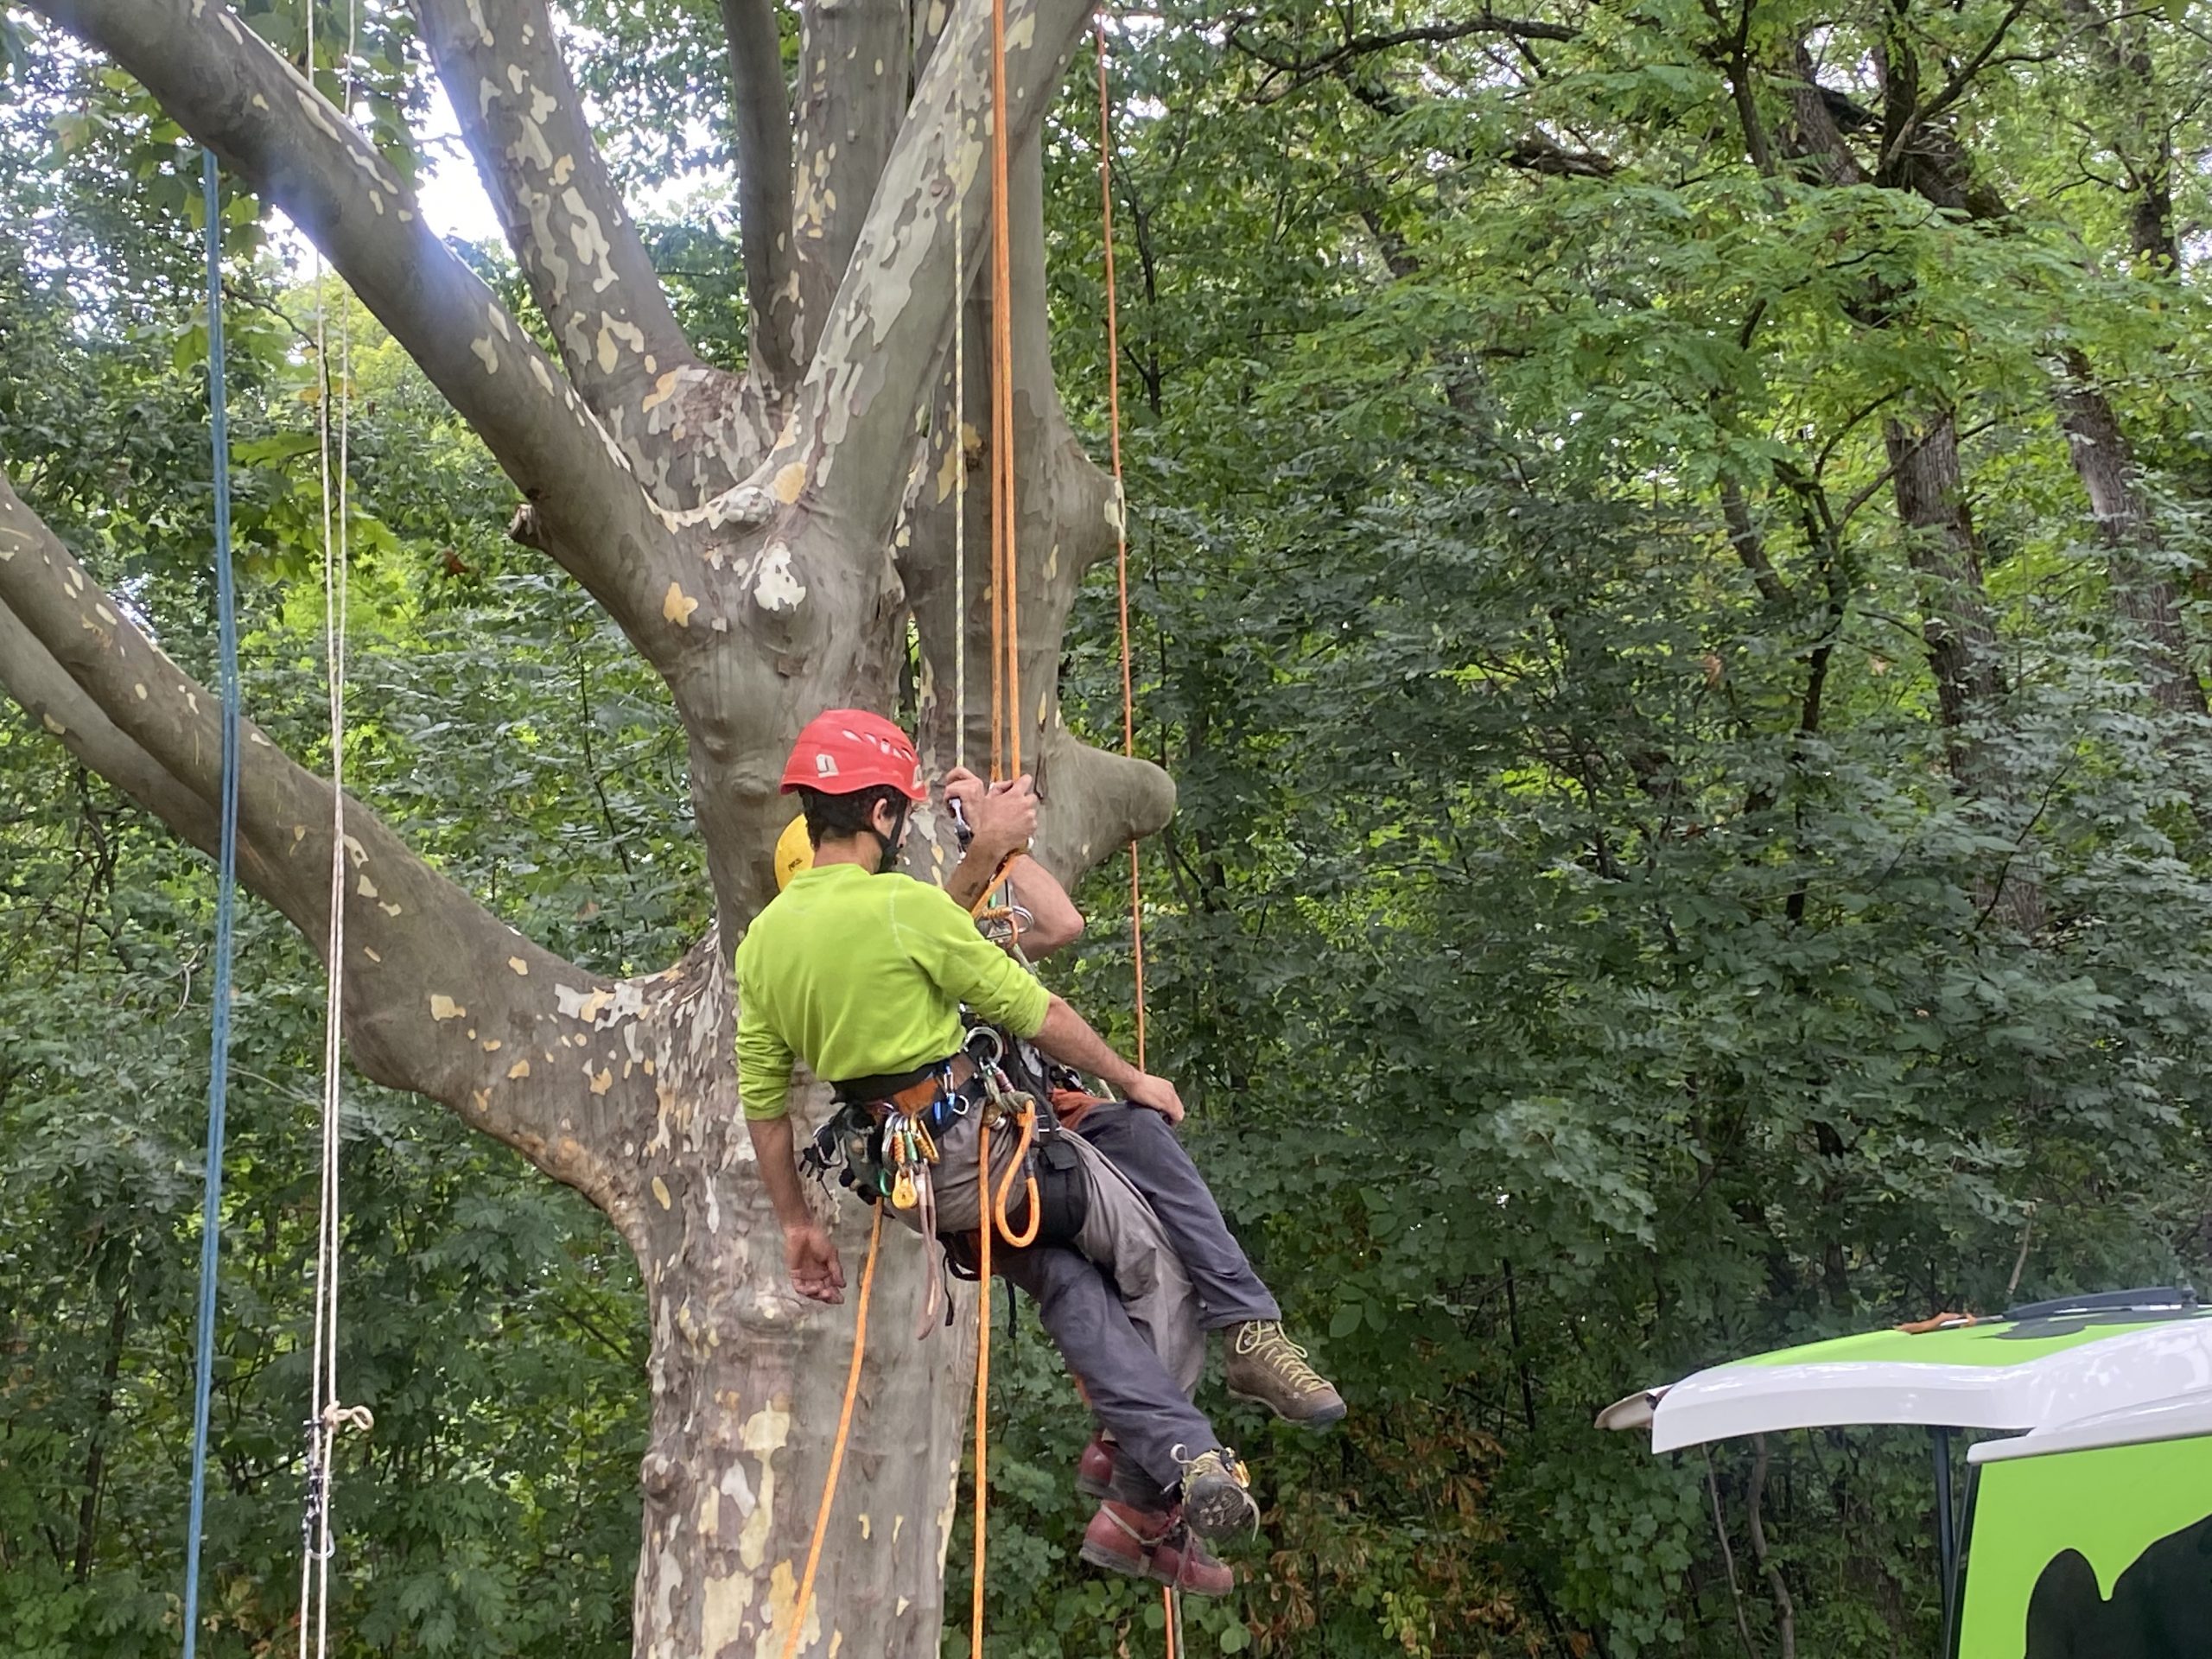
{"left": 1078, "top": 1503, "right": 1236, "bottom": 1599}
{"left": 1148, "top": 1524, "right": 1235, "bottom": 1598}
{"left": 1079, "top": 1500, "right": 1173, "bottom": 1580}
{"left": 1077, "top": 1432, "right": 1115, "bottom": 1499}
{"left": 1224, "top": 1320, "right": 1346, "bottom": 1427}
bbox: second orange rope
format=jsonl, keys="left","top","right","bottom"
{"left": 1095, "top": 20, "right": 1147, "bottom": 1069}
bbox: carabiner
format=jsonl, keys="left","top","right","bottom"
{"left": 963, "top": 1026, "right": 1005, "bottom": 1069}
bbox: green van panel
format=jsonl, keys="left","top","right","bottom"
{"left": 1956, "top": 1435, "right": 2212, "bottom": 1657}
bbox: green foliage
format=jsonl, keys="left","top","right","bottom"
{"left": 1031, "top": 3, "right": 2212, "bottom": 1655}
{"left": 0, "top": 99, "right": 683, "bottom": 1655}
{"left": 10, "top": 2, "right": 2212, "bottom": 1657}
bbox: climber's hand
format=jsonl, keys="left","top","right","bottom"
{"left": 785, "top": 1222, "right": 847, "bottom": 1305}
{"left": 1125, "top": 1072, "right": 1186, "bottom": 1127}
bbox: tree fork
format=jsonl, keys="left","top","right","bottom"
{"left": 416, "top": 0, "right": 750, "bottom": 511}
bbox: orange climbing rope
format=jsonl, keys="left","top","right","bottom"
{"left": 990, "top": 1097, "right": 1042, "bottom": 1249}
{"left": 972, "top": 0, "right": 1025, "bottom": 1646}
{"left": 988, "top": 0, "right": 1020, "bottom": 785}
{"left": 782, "top": 1203, "right": 884, "bottom": 1659}
{"left": 976, "top": 1, "right": 1018, "bottom": 1643}
{"left": 1096, "top": 27, "right": 1173, "bottom": 1642}
{"left": 1093, "top": 19, "right": 1147, "bottom": 1071}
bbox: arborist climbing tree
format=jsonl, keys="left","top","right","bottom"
{"left": 744, "top": 713, "right": 1345, "bottom": 1627}
{"left": 0, "top": 0, "right": 1186, "bottom": 1653}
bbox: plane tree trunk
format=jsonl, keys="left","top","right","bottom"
{"left": 0, "top": 1, "right": 1173, "bottom": 1654}
{"left": 1778, "top": 30, "right": 2042, "bottom": 928}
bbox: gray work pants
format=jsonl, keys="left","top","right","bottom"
{"left": 899, "top": 1107, "right": 1219, "bottom": 1503}
{"left": 1068, "top": 1102, "right": 1281, "bottom": 1329}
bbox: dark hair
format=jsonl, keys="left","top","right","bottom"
{"left": 798, "top": 785, "right": 909, "bottom": 849}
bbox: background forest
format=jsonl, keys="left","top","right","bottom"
{"left": 4, "top": 0, "right": 2211, "bottom": 1655}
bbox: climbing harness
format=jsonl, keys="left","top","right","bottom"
{"left": 180, "top": 144, "right": 243, "bottom": 1659}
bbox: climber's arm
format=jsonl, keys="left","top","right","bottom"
{"left": 1005, "top": 856, "right": 1084, "bottom": 958}
{"left": 941, "top": 767, "right": 1084, "bottom": 957}
{"left": 943, "top": 767, "right": 1033, "bottom": 911}
{"left": 1031, "top": 995, "right": 1183, "bottom": 1125}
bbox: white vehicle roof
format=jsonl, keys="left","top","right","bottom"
{"left": 1598, "top": 1294, "right": 2212, "bottom": 1459}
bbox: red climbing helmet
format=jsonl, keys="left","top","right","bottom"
{"left": 779, "top": 709, "right": 927, "bottom": 801}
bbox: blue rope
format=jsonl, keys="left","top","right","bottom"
{"left": 181, "top": 146, "right": 243, "bottom": 1659}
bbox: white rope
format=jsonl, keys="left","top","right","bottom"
{"left": 296, "top": 7, "right": 368, "bottom": 1657}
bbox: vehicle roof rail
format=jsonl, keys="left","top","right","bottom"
{"left": 2002, "top": 1286, "right": 2198, "bottom": 1322}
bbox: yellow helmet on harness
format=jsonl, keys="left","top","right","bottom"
{"left": 774, "top": 814, "right": 813, "bottom": 892}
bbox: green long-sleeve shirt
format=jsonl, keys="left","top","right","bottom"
{"left": 733, "top": 862, "right": 1050, "bottom": 1121}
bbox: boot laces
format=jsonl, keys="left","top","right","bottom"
{"left": 1162, "top": 1519, "right": 1216, "bottom": 1589}
{"left": 1098, "top": 1503, "right": 1172, "bottom": 1548}
{"left": 1236, "top": 1321, "right": 1328, "bottom": 1390}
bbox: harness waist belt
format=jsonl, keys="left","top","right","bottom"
{"left": 833, "top": 1052, "right": 977, "bottom": 1117}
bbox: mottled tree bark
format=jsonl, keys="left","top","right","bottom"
{"left": 2, "top": 0, "right": 1172, "bottom": 1654}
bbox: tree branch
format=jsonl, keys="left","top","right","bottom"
{"left": 1897, "top": 0, "right": 2035, "bottom": 144}
{"left": 416, "top": 0, "right": 704, "bottom": 454}
{"left": 1722, "top": 480, "right": 1792, "bottom": 605}
{"left": 0, "top": 472, "right": 649, "bottom": 1219}
{"left": 33, "top": 0, "right": 681, "bottom": 648}
{"left": 721, "top": 0, "right": 802, "bottom": 389}
{"left": 1746, "top": 1436, "right": 1797, "bottom": 1659}
{"left": 756, "top": 0, "right": 1097, "bottom": 550}
{"left": 1034, "top": 735, "right": 1176, "bottom": 884}
{"left": 1224, "top": 9, "right": 1577, "bottom": 92}
{"left": 1499, "top": 134, "right": 1620, "bottom": 178}
{"left": 1333, "top": 68, "right": 1619, "bottom": 179}
{"left": 0, "top": 596, "right": 216, "bottom": 849}
{"left": 791, "top": 0, "right": 911, "bottom": 369}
